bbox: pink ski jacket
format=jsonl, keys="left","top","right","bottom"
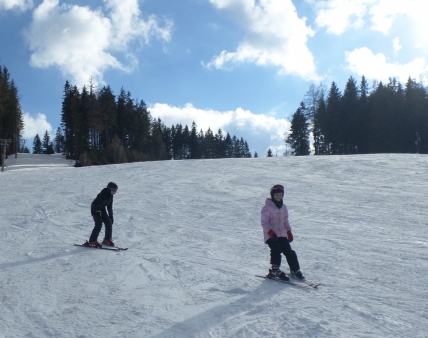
{"left": 261, "top": 198, "right": 292, "bottom": 243}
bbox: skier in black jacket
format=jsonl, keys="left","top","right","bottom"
{"left": 88, "top": 182, "right": 118, "bottom": 247}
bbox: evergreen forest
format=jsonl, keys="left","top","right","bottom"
{"left": 3, "top": 61, "right": 428, "bottom": 162}
{"left": 286, "top": 76, "right": 428, "bottom": 155}
{"left": 0, "top": 66, "right": 24, "bottom": 156}
{"left": 60, "top": 81, "right": 252, "bottom": 166}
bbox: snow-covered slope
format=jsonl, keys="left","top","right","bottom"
{"left": 1, "top": 154, "right": 427, "bottom": 338}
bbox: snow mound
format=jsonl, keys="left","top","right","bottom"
{"left": 4, "top": 153, "right": 75, "bottom": 171}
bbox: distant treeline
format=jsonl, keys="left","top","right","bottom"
{"left": 287, "top": 76, "right": 428, "bottom": 155}
{"left": 60, "top": 81, "right": 251, "bottom": 166}
{"left": 0, "top": 66, "right": 24, "bottom": 154}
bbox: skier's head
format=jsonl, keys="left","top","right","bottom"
{"left": 107, "top": 182, "right": 118, "bottom": 194}
{"left": 270, "top": 184, "right": 284, "bottom": 201}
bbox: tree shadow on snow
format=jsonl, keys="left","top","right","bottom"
{"left": 0, "top": 248, "right": 86, "bottom": 271}
{"left": 150, "top": 279, "right": 304, "bottom": 338}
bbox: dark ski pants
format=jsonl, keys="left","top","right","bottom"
{"left": 267, "top": 237, "right": 300, "bottom": 272}
{"left": 89, "top": 213, "right": 112, "bottom": 242}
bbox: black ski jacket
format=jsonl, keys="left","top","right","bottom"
{"left": 91, "top": 188, "right": 113, "bottom": 217}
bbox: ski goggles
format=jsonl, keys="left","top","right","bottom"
{"left": 270, "top": 184, "right": 284, "bottom": 192}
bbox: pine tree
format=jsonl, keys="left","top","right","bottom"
{"left": 132, "top": 100, "right": 151, "bottom": 154}
{"left": 215, "top": 129, "right": 226, "bottom": 158}
{"left": 313, "top": 94, "right": 327, "bottom": 155}
{"left": 42, "top": 130, "right": 49, "bottom": 153}
{"left": 243, "top": 140, "right": 252, "bottom": 158}
{"left": 266, "top": 148, "right": 273, "bottom": 157}
{"left": 76, "top": 85, "right": 90, "bottom": 158}
{"left": 97, "top": 85, "right": 117, "bottom": 150}
{"left": 172, "top": 124, "right": 183, "bottom": 159}
{"left": 286, "top": 102, "right": 310, "bottom": 156}
{"left": 325, "top": 82, "right": 342, "bottom": 154}
{"left": 224, "top": 133, "right": 233, "bottom": 158}
{"left": 61, "top": 82, "right": 81, "bottom": 159}
{"left": 149, "top": 118, "right": 168, "bottom": 160}
{"left": 54, "top": 127, "right": 64, "bottom": 153}
{"left": 230, "top": 135, "right": 238, "bottom": 157}
{"left": 357, "top": 76, "right": 370, "bottom": 153}
{"left": 188, "top": 121, "right": 200, "bottom": 159}
{"left": 182, "top": 124, "right": 190, "bottom": 159}
{"left": 33, "top": 134, "right": 42, "bottom": 154}
{"left": 341, "top": 77, "right": 359, "bottom": 154}
{"left": 404, "top": 77, "right": 426, "bottom": 153}
{"left": 204, "top": 128, "right": 215, "bottom": 158}
{"left": 0, "top": 66, "right": 24, "bottom": 156}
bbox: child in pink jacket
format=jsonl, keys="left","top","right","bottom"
{"left": 261, "top": 184, "right": 304, "bottom": 281}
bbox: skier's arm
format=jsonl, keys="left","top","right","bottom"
{"left": 107, "top": 199, "right": 114, "bottom": 224}
{"left": 282, "top": 206, "right": 293, "bottom": 242}
{"left": 282, "top": 205, "right": 292, "bottom": 232}
{"left": 261, "top": 205, "right": 276, "bottom": 238}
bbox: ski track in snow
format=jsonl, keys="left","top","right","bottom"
{"left": 0, "top": 153, "right": 427, "bottom": 337}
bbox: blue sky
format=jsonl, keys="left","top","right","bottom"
{"left": 1, "top": 0, "right": 427, "bottom": 156}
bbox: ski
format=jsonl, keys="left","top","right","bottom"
{"left": 255, "top": 275, "right": 313, "bottom": 288}
{"left": 287, "top": 275, "right": 320, "bottom": 288}
{"left": 73, "top": 242, "right": 128, "bottom": 251}
{"left": 102, "top": 244, "right": 128, "bottom": 251}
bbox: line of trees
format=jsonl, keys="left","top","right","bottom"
{"left": 160, "top": 122, "right": 252, "bottom": 160}
{"left": 33, "top": 130, "right": 55, "bottom": 154}
{"left": 0, "top": 66, "right": 24, "bottom": 156}
{"left": 286, "top": 76, "right": 428, "bottom": 155}
{"left": 60, "top": 81, "right": 251, "bottom": 166}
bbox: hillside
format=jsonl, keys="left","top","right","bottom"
{"left": 0, "top": 154, "right": 427, "bottom": 337}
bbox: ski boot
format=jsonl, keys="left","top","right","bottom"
{"left": 268, "top": 268, "right": 289, "bottom": 281}
{"left": 290, "top": 270, "right": 305, "bottom": 280}
{"left": 87, "top": 241, "right": 100, "bottom": 247}
{"left": 102, "top": 239, "right": 115, "bottom": 247}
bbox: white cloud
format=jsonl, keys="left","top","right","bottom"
{"left": 24, "top": 0, "right": 172, "bottom": 87}
{"left": 345, "top": 47, "right": 427, "bottom": 83}
{"left": 206, "top": 0, "right": 319, "bottom": 81}
{"left": 313, "top": 0, "right": 374, "bottom": 35}
{"left": 369, "top": 0, "right": 428, "bottom": 46}
{"left": 149, "top": 103, "right": 291, "bottom": 156}
{"left": 312, "top": 0, "right": 428, "bottom": 40}
{"left": 22, "top": 112, "right": 52, "bottom": 139}
{"left": 368, "top": 0, "right": 408, "bottom": 34}
{"left": 393, "top": 37, "right": 402, "bottom": 52}
{"left": 0, "top": 0, "right": 33, "bottom": 11}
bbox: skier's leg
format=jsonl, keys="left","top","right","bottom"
{"left": 102, "top": 213, "right": 112, "bottom": 240}
{"left": 89, "top": 214, "right": 103, "bottom": 242}
{"left": 267, "top": 239, "right": 282, "bottom": 267}
{"left": 278, "top": 237, "right": 300, "bottom": 272}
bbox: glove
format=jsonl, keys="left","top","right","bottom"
{"left": 267, "top": 229, "right": 278, "bottom": 241}
{"left": 287, "top": 231, "right": 293, "bottom": 243}
{"left": 109, "top": 215, "right": 114, "bottom": 225}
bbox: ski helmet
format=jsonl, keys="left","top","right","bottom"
{"left": 107, "top": 182, "right": 118, "bottom": 190}
{"left": 270, "top": 184, "right": 284, "bottom": 199}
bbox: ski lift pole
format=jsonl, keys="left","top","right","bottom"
{"left": 0, "top": 139, "right": 11, "bottom": 172}
{"left": 15, "top": 133, "right": 19, "bottom": 158}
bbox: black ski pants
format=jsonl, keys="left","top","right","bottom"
{"left": 267, "top": 237, "right": 300, "bottom": 272}
{"left": 89, "top": 212, "right": 112, "bottom": 242}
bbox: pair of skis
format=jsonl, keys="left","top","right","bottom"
{"left": 73, "top": 242, "right": 128, "bottom": 251}
{"left": 256, "top": 274, "right": 320, "bottom": 288}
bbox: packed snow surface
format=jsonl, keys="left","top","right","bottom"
{"left": 1, "top": 153, "right": 427, "bottom": 338}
